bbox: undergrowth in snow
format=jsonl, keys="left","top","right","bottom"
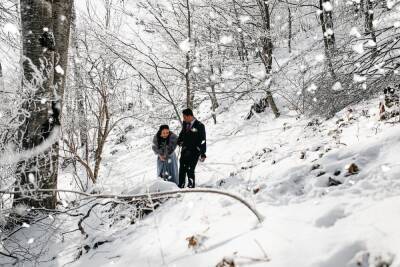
{"left": 3, "top": 98, "right": 400, "bottom": 267}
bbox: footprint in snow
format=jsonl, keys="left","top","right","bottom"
{"left": 315, "top": 206, "right": 347, "bottom": 228}
{"left": 312, "top": 241, "right": 366, "bottom": 267}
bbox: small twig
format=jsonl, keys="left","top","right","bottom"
{"left": 0, "top": 251, "right": 19, "bottom": 262}
{"left": 254, "top": 239, "right": 268, "bottom": 259}
{"left": 78, "top": 201, "right": 115, "bottom": 237}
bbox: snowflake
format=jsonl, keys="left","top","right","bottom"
{"left": 193, "top": 66, "right": 201, "bottom": 74}
{"left": 354, "top": 74, "right": 366, "bottom": 83}
{"left": 349, "top": 27, "right": 361, "bottom": 38}
{"left": 28, "top": 173, "right": 35, "bottom": 183}
{"left": 322, "top": 2, "right": 333, "bottom": 12}
{"left": 55, "top": 65, "right": 64, "bottom": 75}
{"left": 332, "top": 82, "right": 342, "bottom": 91}
{"left": 365, "top": 40, "right": 376, "bottom": 47}
{"left": 324, "top": 28, "right": 334, "bottom": 36}
{"left": 315, "top": 54, "right": 325, "bottom": 62}
{"left": 239, "top": 15, "right": 250, "bottom": 23}
{"left": 307, "top": 83, "right": 318, "bottom": 93}
{"left": 179, "top": 38, "right": 191, "bottom": 53}
{"left": 353, "top": 43, "right": 364, "bottom": 54}
{"left": 220, "top": 35, "right": 233, "bottom": 45}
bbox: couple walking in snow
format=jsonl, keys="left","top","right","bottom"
{"left": 152, "top": 108, "right": 207, "bottom": 188}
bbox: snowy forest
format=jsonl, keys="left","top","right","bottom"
{"left": 0, "top": 0, "right": 400, "bottom": 266}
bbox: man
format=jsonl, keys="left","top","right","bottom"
{"left": 177, "top": 108, "right": 206, "bottom": 188}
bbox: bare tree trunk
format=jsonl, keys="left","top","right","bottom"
{"left": 15, "top": 0, "right": 57, "bottom": 209}
{"left": 53, "top": 0, "right": 73, "bottom": 100}
{"left": 208, "top": 68, "right": 219, "bottom": 124}
{"left": 93, "top": 94, "right": 110, "bottom": 183}
{"left": 14, "top": 0, "right": 73, "bottom": 209}
{"left": 257, "top": 0, "right": 280, "bottom": 118}
{"left": 185, "top": 0, "right": 193, "bottom": 109}
{"left": 232, "top": 0, "right": 248, "bottom": 61}
{"left": 365, "top": 0, "right": 377, "bottom": 57}
{"left": 71, "top": 3, "right": 88, "bottom": 151}
{"left": 319, "top": 0, "right": 336, "bottom": 79}
{"left": 209, "top": 89, "right": 218, "bottom": 124}
{"left": 288, "top": 6, "right": 292, "bottom": 54}
{"left": 51, "top": 0, "right": 73, "bottom": 203}
{"left": 207, "top": 25, "right": 219, "bottom": 124}
{"left": 0, "top": 62, "right": 3, "bottom": 92}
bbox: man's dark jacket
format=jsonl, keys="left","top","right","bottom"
{"left": 178, "top": 120, "right": 206, "bottom": 158}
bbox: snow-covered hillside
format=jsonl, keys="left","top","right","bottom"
{"left": 3, "top": 1, "right": 400, "bottom": 266}
{"left": 7, "top": 98, "right": 396, "bottom": 267}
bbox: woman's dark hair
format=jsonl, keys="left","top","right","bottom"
{"left": 157, "top": 125, "right": 170, "bottom": 144}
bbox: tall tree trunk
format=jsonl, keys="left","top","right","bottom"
{"left": 15, "top": 0, "right": 57, "bottom": 209}
{"left": 93, "top": 95, "right": 110, "bottom": 183}
{"left": 0, "top": 62, "right": 3, "bottom": 92}
{"left": 14, "top": 0, "right": 72, "bottom": 209}
{"left": 51, "top": 0, "right": 73, "bottom": 202}
{"left": 257, "top": 0, "right": 280, "bottom": 118}
{"left": 232, "top": 0, "right": 248, "bottom": 61}
{"left": 71, "top": 2, "right": 88, "bottom": 151}
{"left": 319, "top": 0, "right": 336, "bottom": 79}
{"left": 185, "top": 0, "right": 193, "bottom": 109}
{"left": 53, "top": 0, "right": 73, "bottom": 101}
{"left": 207, "top": 25, "right": 219, "bottom": 124}
{"left": 288, "top": 6, "right": 292, "bottom": 54}
{"left": 365, "top": 0, "right": 377, "bottom": 57}
{"left": 209, "top": 86, "right": 218, "bottom": 124}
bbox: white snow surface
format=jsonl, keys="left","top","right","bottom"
{"left": 5, "top": 99, "right": 400, "bottom": 267}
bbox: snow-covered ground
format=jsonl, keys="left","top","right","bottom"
{"left": 3, "top": 98, "right": 400, "bottom": 267}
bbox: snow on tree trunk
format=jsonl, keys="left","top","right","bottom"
{"left": 14, "top": 0, "right": 72, "bottom": 210}
{"left": 207, "top": 25, "right": 219, "bottom": 124}
{"left": 364, "top": 0, "right": 377, "bottom": 58}
{"left": 0, "top": 62, "right": 3, "bottom": 92}
{"left": 257, "top": 0, "right": 280, "bottom": 118}
{"left": 71, "top": 3, "right": 88, "bottom": 151}
{"left": 15, "top": 0, "right": 57, "bottom": 209}
{"left": 53, "top": 0, "right": 73, "bottom": 100}
{"left": 185, "top": 0, "right": 193, "bottom": 109}
{"left": 319, "top": 0, "right": 336, "bottom": 79}
{"left": 232, "top": 0, "right": 248, "bottom": 62}
{"left": 287, "top": 6, "right": 292, "bottom": 54}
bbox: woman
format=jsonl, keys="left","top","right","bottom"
{"left": 152, "top": 125, "right": 179, "bottom": 185}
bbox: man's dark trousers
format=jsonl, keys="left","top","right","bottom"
{"left": 179, "top": 150, "right": 199, "bottom": 188}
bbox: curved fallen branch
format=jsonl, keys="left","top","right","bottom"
{"left": 1, "top": 188, "right": 264, "bottom": 223}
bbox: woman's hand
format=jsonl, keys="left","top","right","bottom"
{"left": 159, "top": 155, "right": 166, "bottom": 161}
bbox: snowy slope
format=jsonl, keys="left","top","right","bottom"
{"left": 38, "top": 97, "right": 398, "bottom": 267}
{"left": 3, "top": 98, "right": 399, "bottom": 267}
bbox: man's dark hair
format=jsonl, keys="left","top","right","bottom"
{"left": 182, "top": 108, "right": 194, "bottom": 116}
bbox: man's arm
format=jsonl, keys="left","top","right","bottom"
{"left": 199, "top": 123, "right": 206, "bottom": 158}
